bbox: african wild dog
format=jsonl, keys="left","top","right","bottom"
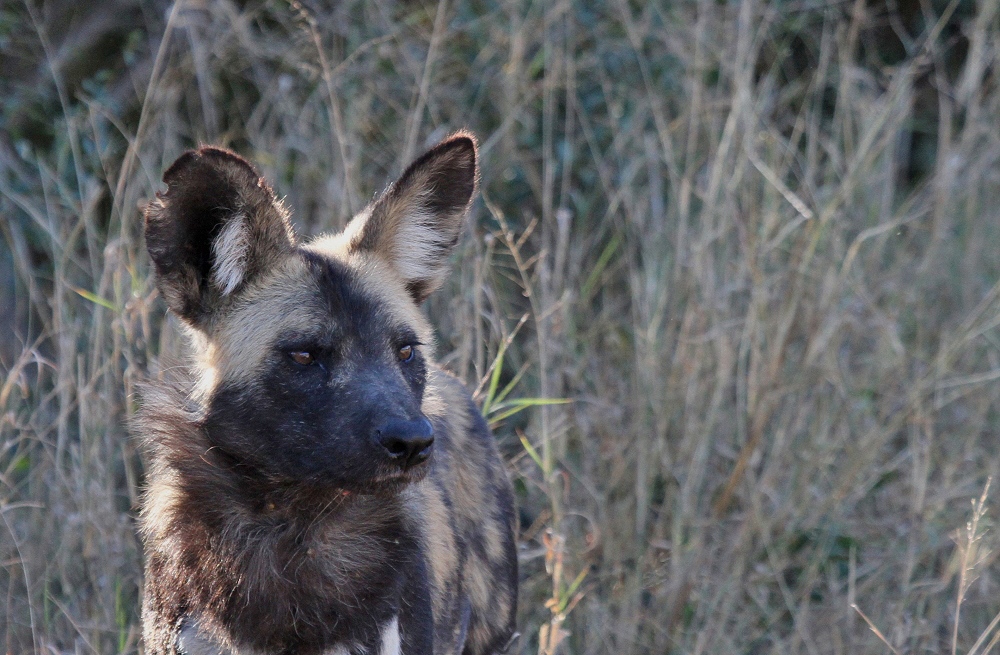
{"left": 136, "top": 133, "right": 518, "bottom": 655}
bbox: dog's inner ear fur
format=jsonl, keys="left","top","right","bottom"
{"left": 345, "top": 132, "right": 479, "bottom": 303}
{"left": 144, "top": 147, "right": 295, "bottom": 326}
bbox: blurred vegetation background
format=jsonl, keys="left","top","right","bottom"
{"left": 4, "top": 0, "right": 1000, "bottom": 653}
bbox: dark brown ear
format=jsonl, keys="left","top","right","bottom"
{"left": 144, "top": 147, "right": 295, "bottom": 326}
{"left": 346, "top": 131, "right": 478, "bottom": 303}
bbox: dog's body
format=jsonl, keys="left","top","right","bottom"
{"left": 137, "top": 135, "right": 517, "bottom": 655}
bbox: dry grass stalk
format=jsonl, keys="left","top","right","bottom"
{"left": 4, "top": 1, "right": 1000, "bottom": 653}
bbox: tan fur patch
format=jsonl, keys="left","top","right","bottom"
{"left": 438, "top": 383, "right": 488, "bottom": 520}
{"left": 413, "top": 480, "right": 459, "bottom": 618}
{"left": 464, "top": 560, "right": 492, "bottom": 616}
{"left": 206, "top": 257, "right": 320, "bottom": 387}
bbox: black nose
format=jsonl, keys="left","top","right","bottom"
{"left": 376, "top": 417, "right": 434, "bottom": 469}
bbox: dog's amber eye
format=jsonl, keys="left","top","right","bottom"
{"left": 289, "top": 351, "right": 315, "bottom": 366}
{"left": 397, "top": 345, "right": 414, "bottom": 362}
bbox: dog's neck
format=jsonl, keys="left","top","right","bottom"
{"left": 137, "top": 378, "right": 416, "bottom": 655}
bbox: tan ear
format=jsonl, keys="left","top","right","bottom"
{"left": 144, "top": 147, "right": 295, "bottom": 326}
{"left": 345, "top": 132, "right": 478, "bottom": 303}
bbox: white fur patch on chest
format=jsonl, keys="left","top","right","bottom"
{"left": 378, "top": 616, "right": 401, "bottom": 655}
{"left": 177, "top": 617, "right": 354, "bottom": 655}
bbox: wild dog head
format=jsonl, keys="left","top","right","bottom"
{"left": 144, "top": 134, "right": 478, "bottom": 492}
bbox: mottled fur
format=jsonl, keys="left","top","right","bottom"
{"left": 137, "top": 134, "right": 517, "bottom": 655}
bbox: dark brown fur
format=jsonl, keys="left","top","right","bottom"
{"left": 137, "top": 134, "right": 517, "bottom": 655}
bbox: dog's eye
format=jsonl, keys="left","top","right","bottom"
{"left": 288, "top": 351, "right": 315, "bottom": 366}
{"left": 397, "top": 345, "right": 414, "bottom": 363}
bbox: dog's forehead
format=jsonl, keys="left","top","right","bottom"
{"left": 303, "top": 235, "right": 433, "bottom": 342}
{"left": 218, "top": 255, "right": 325, "bottom": 339}
{"left": 213, "top": 247, "right": 432, "bottom": 364}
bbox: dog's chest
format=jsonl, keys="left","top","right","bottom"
{"left": 177, "top": 615, "right": 401, "bottom": 655}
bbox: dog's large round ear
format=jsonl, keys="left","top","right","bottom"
{"left": 144, "top": 147, "right": 296, "bottom": 327}
{"left": 344, "top": 132, "right": 478, "bottom": 303}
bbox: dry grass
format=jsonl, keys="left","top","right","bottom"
{"left": 4, "top": 0, "right": 1000, "bottom": 653}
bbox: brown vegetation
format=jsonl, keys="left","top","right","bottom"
{"left": 3, "top": 1, "right": 1000, "bottom": 653}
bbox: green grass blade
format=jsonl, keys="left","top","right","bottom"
{"left": 558, "top": 567, "right": 590, "bottom": 613}
{"left": 518, "top": 431, "right": 544, "bottom": 471}
{"left": 72, "top": 286, "right": 117, "bottom": 311}
{"left": 581, "top": 233, "right": 621, "bottom": 298}
{"left": 487, "top": 398, "right": 571, "bottom": 426}
{"left": 493, "top": 360, "right": 530, "bottom": 407}
{"left": 480, "top": 342, "right": 506, "bottom": 416}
